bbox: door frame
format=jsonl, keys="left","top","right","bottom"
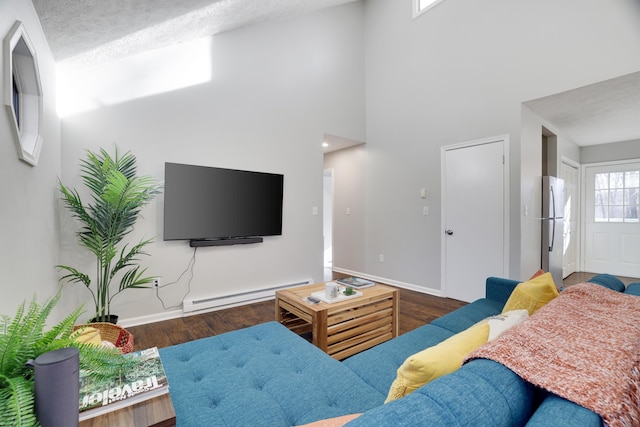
{"left": 323, "top": 168, "right": 334, "bottom": 270}
{"left": 440, "top": 134, "right": 510, "bottom": 298}
{"left": 561, "top": 156, "right": 581, "bottom": 278}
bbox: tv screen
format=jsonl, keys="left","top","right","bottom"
{"left": 163, "top": 162, "right": 284, "bottom": 242}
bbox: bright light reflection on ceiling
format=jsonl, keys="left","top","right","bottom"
{"left": 57, "top": 36, "right": 212, "bottom": 117}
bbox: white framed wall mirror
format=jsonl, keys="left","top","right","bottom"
{"left": 4, "top": 20, "right": 43, "bottom": 167}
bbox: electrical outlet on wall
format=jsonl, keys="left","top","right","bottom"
{"left": 153, "top": 279, "right": 160, "bottom": 287}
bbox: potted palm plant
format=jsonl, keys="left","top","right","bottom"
{"left": 57, "top": 148, "right": 162, "bottom": 323}
{"left": 0, "top": 292, "right": 137, "bottom": 426}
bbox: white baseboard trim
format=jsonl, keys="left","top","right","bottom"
{"left": 332, "top": 267, "right": 441, "bottom": 297}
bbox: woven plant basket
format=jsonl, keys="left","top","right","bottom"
{"left": 73, "top": 322, "right": 134, "bottom": 354}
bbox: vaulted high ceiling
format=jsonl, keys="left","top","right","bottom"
{"left": 33, "top": 0, "right": 640, "bottom": 147}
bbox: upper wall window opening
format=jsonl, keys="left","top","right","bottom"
{"left": 414, "top": 0, "right": 445, "bottom": 18}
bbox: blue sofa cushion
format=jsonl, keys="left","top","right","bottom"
{"left": 428, "top": 276, "right": 519, "bottom": 334}
{"left": 526, "top": 392, "right": 603, "bottom": 427}
{"left": 588, "top": 273, "right": 625, "bottom": 292}
{"left": 345, "top": 359, "right": 535, "bottom": 427}
{"left": 344, "top": 277, "right": 513, "bottom": 397}
{"left": 485, "top": 276, "right": 521, "bottom": 305}
{"left": 159, "top": 322, "right": 384, "bottom": 426}
{"left": 342, "top": 324, "right": 454, "bottom": 396}
{"left": 430, "top": 298, "right": 502, "bottom": 333}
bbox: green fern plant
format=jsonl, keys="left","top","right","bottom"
{"left": 0, "top": 292, "right": 137, "bottom": 427}
{"left": 57, "top": 147, "right": 162, "bottom": 322}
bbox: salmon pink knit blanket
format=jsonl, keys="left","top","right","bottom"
{"left": 466, "top": 283, "right": 640, "bottom": 427}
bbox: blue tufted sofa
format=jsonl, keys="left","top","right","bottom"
{"left": 159, "top": 274, "right": 639, "bottom": 426}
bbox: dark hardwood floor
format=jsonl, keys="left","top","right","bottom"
{"left": 127, "top": 271, "right": 639, "bottom": 352}
{"left": 127, "top": 274, "right": 467, "bottom": 351}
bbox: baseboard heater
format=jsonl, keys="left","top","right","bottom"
{"left": 182, "top": 279, "right": 313, "bottom": 314}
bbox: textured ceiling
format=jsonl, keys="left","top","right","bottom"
{"left": 32, "top": 0, "right": 358, "bottom": 66}
{"left": 525, "top": 71, "right": 640, "bottom": 147}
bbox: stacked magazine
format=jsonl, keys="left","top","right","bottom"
{"left": 336, "top": 277, "right": 376, "bottom": 289}
{"left": 79, "top": 346, "right": 169, "bottom": 421}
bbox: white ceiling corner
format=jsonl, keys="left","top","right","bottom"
{"left": 323, "top": 134, "right": 365, "bottom": 154}
{"left": 524, "top": 71, "right": 640, "bottom": 147}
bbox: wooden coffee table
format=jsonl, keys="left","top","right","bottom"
{"left": 275, "top": 282, "right": 399, "bottom": 360}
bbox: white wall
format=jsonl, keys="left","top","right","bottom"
{"left": 360, "top": 0, "right": 640, "bottom": 290}
{"left": 0, "top": 0, "right": 62, "bottom": 320}
{"left": 58, "top": 3, "right": 366, "bottom": 324}
{"left": 520, "top": 105, "right": 581, "bottom": 278}
{"left": 582, "top": 140, "right": 640, "bottom": 164}
{"left": 3, "top": 0, "right": 640, "bottom": 325}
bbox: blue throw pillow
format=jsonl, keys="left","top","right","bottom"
{"left": 588, "top": 274, "right": 625, "bottom": 292}
{"left": 624, "top": 283, "right": 640, "bottom": 296}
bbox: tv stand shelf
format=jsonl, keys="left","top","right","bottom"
{"left": 189, "top": 237, "right": 263, "bottom": 247}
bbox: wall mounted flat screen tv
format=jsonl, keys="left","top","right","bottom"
{"left": 164, "top": 162, "right": 283, "bottom": 244}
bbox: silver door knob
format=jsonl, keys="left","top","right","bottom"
{"left": 445, "top": 229, "right": 454, "bottom": 236}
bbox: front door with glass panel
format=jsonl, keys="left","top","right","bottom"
{"left": 583, "top": 161, "right": 640, "bottom": 277}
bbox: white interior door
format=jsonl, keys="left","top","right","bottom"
{"left": 442, "top": 136, "right": 508, "bottom": 302}
{"left": 583, "top": 161, "right": 640, "bottom": 277}
{"left": 560, "top": 161, "right": 579, "bottom": 278}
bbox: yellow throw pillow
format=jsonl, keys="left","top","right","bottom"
{"left": 502, "top": 272, "right": 559, "bottom": 315}
{"left": 385, "top": 321, "right": 490, "bottom": 403}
